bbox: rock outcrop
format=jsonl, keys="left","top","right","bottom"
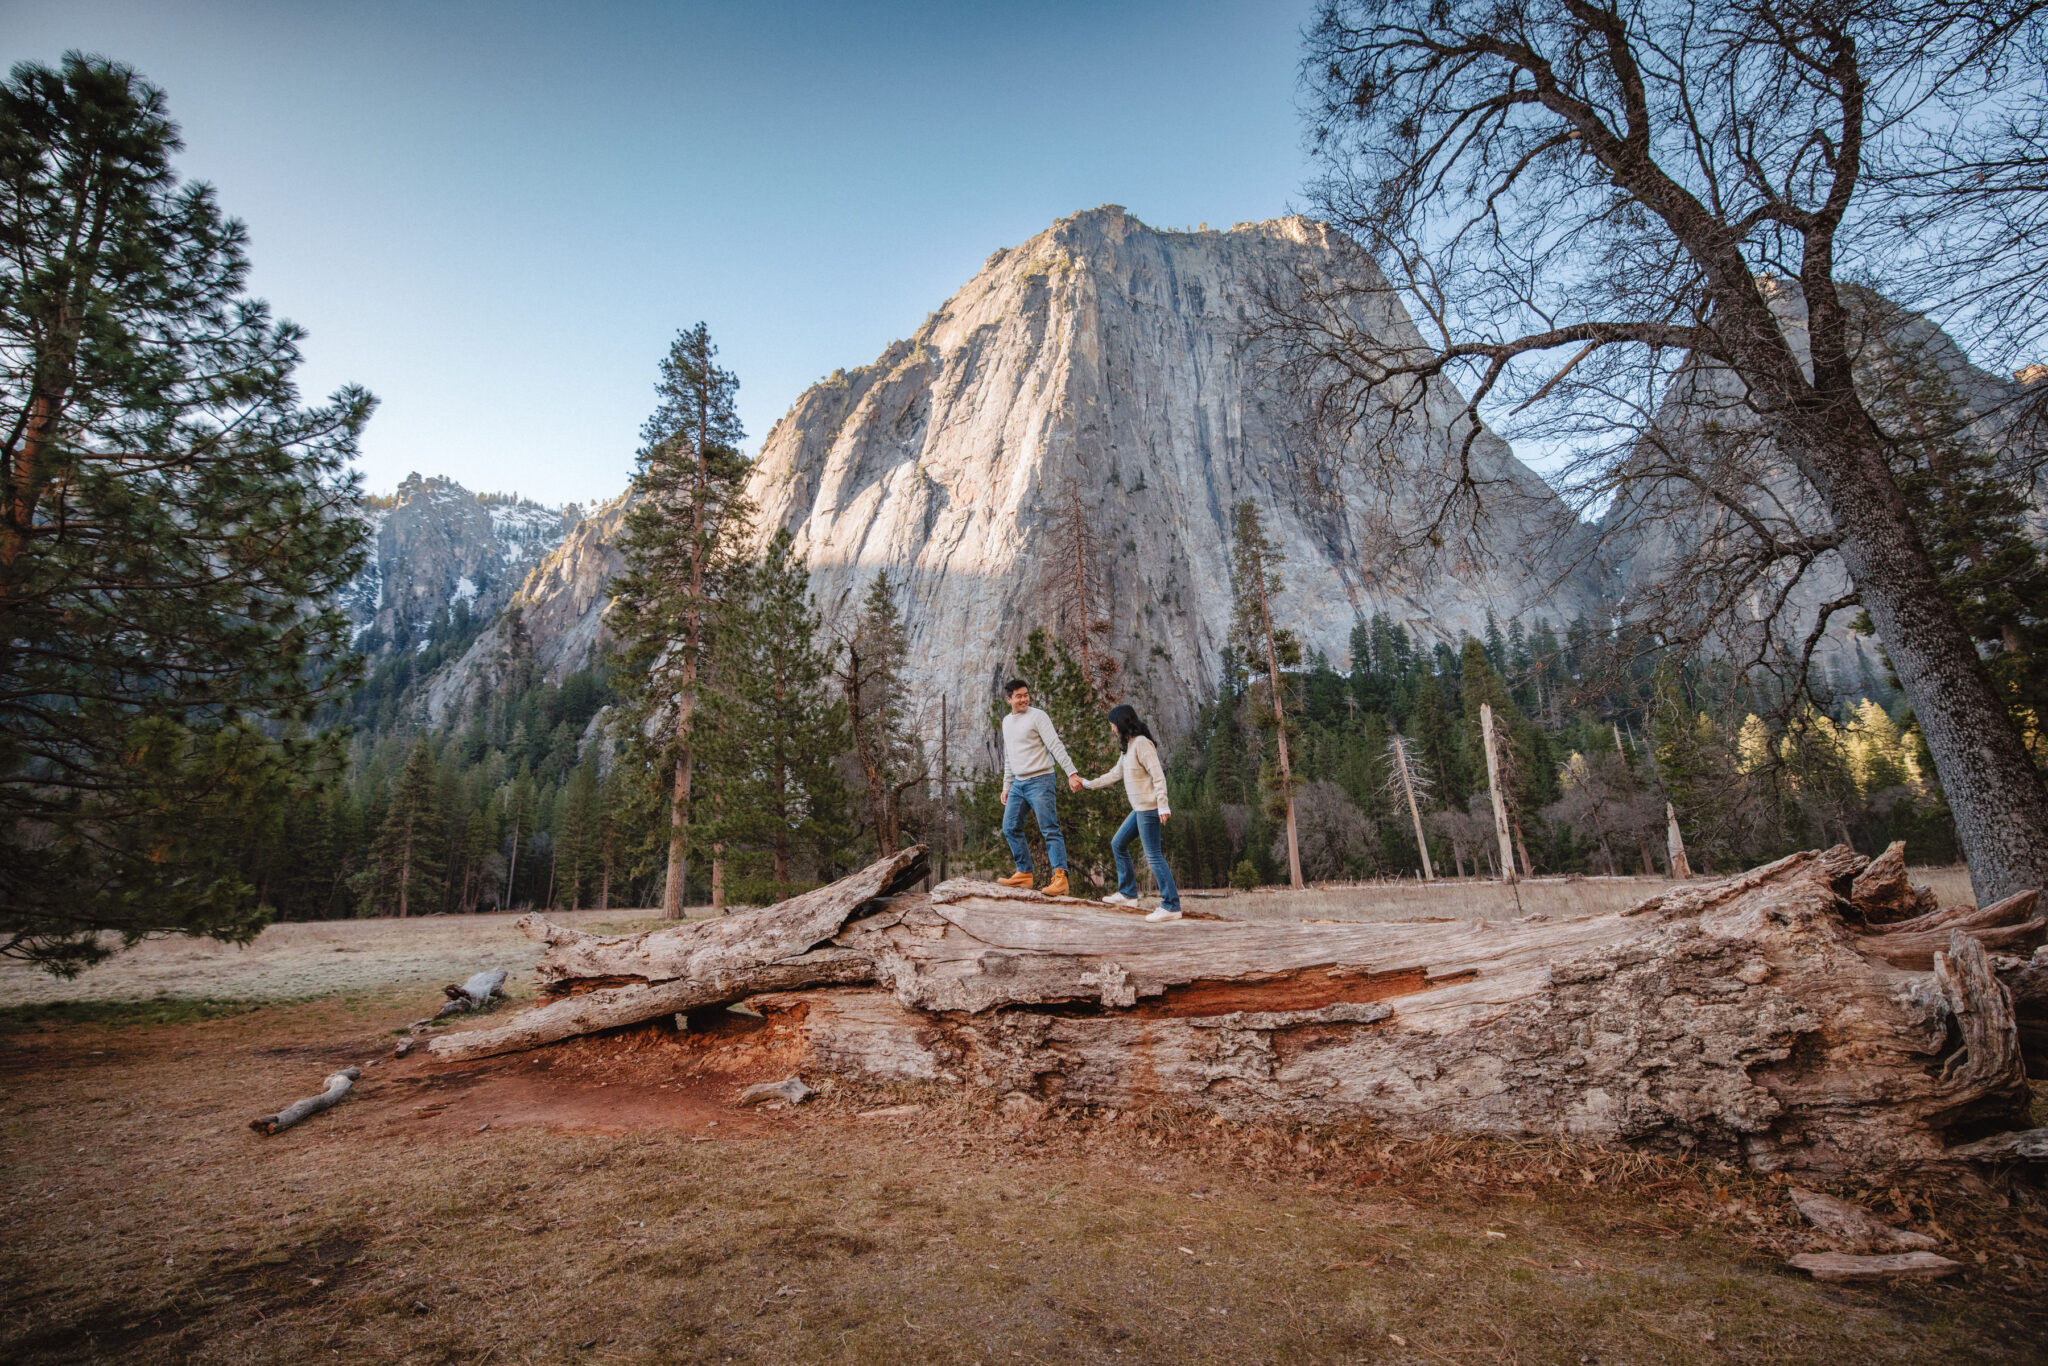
{"left": 420, "top": 493, "right": 629, "bottom": 727}
{"left": 338, "top": 473, "right": 575, "bottom": 655}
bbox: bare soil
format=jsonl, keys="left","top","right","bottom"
{"left": 2, "top": 874, "right": 2039, "bottom": 1364}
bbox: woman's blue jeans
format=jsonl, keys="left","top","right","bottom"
{"left": 1112, "top": 809, "right": 1179, "bottom": 910}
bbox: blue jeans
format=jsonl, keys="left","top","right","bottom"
{"left": 1113, "top": 809, "right": 1179, "bottom": 911}
{"left": 1003, "top": 772, "right": 1067, "bottom": 873}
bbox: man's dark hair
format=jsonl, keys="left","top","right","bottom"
{"left": 1004, "top": 678, "right": 1029, "bottom": 697}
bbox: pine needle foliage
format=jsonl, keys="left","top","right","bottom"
{"left": 0, "top": 55, "right": 372, "bottom": 972}
{"left": 609, "top": 322, "right": 753, "bottom": 916}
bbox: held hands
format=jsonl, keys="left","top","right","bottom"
{"left": 1068, "top": 773, "right": 1084, "bottom": 792}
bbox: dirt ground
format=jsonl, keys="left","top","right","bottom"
{"left": 3, "top": 871, "right": 2040, "bottom": 1365}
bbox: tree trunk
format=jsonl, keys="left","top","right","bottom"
{"left": 1392, "top": 737, "right": 1433, "bottom": 880}
{"left": 1481, "top": 704, "right": 1516, "bottom": 885}
{"left": 249, "top": 1067, "right": 361, "bottom": 1136}
{"left": 1667, "top": 802, "right": 1693, "bottom": 879}
{"left": 661, "top": 754, "right": 688, "bottom": 920}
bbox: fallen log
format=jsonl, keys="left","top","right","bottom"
{"left": 426, "top": 848, "right": 926, "bottom": 1062}
{"left": 427, "top": 947, "right": 874, "bottom": 1062}
{"left": 1786, "top": 1251, "right": 1962, "bottom": 1282}
{"left": 435, "top": 968, "right": 508, "bottom": 1018}
{"left": 795, "top": 855, "right": 2030, "bottom": 1173}
{"left": 250, "top": 1067, "right": 361, "bottom": 1136}
{"left": 420, "top": 845, "right": 2034, "bottom": 1174}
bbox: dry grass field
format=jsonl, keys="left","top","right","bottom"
{"left": 3, "top": 871, "right": 2040, "bottom": 1365}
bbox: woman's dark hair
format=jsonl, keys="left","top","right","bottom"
{"left": 1107, "top": 704, "right": 1155, "bottom": 753}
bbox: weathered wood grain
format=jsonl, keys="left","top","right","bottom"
{"left": 250, "top": 1067, "right": 361, "bottom": 1135}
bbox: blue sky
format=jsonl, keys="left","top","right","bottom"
{"left": 2, "top": 1, "right": 1318, "bottom": 507}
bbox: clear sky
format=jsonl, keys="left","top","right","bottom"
{"left": 2, "top": 1, "right": 1319, "bottom": 507}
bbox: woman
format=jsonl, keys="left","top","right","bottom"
{"left": 1069, "top": 703, "right": 1183, "bottom": 922}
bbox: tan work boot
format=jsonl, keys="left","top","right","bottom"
{"left": 1043, "top": 869, "right": 1070, "bottom": 898}
{"left": 998, "top": 871, "right": 1034, "bottom": 890}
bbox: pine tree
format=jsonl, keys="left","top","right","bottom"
{"left": 837, "top": 571, "right": 925, "bottom": 854}
{"left": 360, "top": 740, "right": 446, "bottom": 917}
{"left": 699, "top": 531, "right": 852, "bottom": 898}
{"left": 610, "top": 323, "right": 753, "bottom": 919}
{"left": 1229, "top": 502, "right": 1304, "bottom": 888}
{"left": 0, "top": 56, "right": 374, "bottom": 972}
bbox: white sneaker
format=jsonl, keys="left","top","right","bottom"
{"left": 1101, "top": 892, "right": 1137, "bottom": 907}
{"left": 1145, "top": 908, "right": 1183, "bottom": 922}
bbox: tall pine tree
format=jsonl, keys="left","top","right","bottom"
{"left": 0, "top": 56, "right": 373, "bottom": 971}
{"left": 699, "top": 531, "right": 852, "bottom": 897}
{"left": 610, "top": 324, "right": 753, "bottom": 918}
{"left": 359, "top": 740, "right": 446, "bottom": 917}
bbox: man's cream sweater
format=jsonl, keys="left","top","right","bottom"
{"left": 1082, "top": 735, "right": 1170, "bottom": 815}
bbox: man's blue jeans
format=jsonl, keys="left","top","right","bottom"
{"left": 1113, "top": 809, "right": 1180, "bottom": 911}
{"left": 1002, "top": 772, "right": 1067, "bottom": 873}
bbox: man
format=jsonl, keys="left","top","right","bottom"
{"left": 998, "top": 679, "right": 1077, "bottom": 897}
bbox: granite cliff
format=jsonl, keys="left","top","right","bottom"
{"left": 744, "top": 206, "right": 1605, "bottom": 736}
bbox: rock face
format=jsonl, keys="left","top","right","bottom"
{"left": 421, "top": 493, "right": 629, "bottom": 727}
{"left": 744, "top": 206, "right": 1606, "bottom": 737}
{"left": 339, "top": 473, "right": 574, "bottom": 655}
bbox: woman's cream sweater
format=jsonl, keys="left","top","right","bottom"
{"left": 1082, "top": 735, "right": 1170, "bottom": 815}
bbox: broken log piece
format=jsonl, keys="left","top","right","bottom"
{"left": 435, "top": 968, "right": 509, "bottom": 1018}
{"left": 737, "top": 1077, "right": 813, "bottom": 1106}
{"left": 1847, "top": 841, "right": 1939, "bottom": 923}
{"left": 1786, "top": 1251, "right": 1962, "bottom": 1282}
{"left": 1788, "top": 1188, "right": 1938, "bottom": 1252}
{"left": 517, "top": 846, "right": 926, "bottom": 990}
{"left": 1857, "top": 889, "right": 2038, "bottom": 937}
{"left": 1943, "top": 1128, "right": 2048, "bottom": 1162}
{"left": 250, "top": 1067, "right": 361, "bottom": 1135}
{"left": 792, "top": 862, "right": 2030, "bottom": 1173}
{"left": 426, "top": 946, "right": 874, "bottom": 1062}
{"left": 1854, "top": 891, "right": 2044, "bottom": 970}
{"left": 1621, "top": 846, "right": 1865, "bottom": 920}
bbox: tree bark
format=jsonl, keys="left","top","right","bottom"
{"left": 661, "top": 754, "right": 688, "bottom": 920}
{"left": 1481, "top": 704, "right": 1516, "bottom": 885}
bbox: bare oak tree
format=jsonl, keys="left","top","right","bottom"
{"left": 1285, "top": 0, "right": 2048, "bottom": 903}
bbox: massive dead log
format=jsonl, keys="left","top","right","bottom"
{"left": 780, "top": 853, "right": 2032, "bottom": 1173}
{"left": 421, "top": 844, "right": 2034, "bottom": 1174}
{"left": 425, "top": 848, "right": 927, "bottom": 1062}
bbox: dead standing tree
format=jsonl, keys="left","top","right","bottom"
{"left": 1229, "top": 502, "right": 1305, "bottom": 889}
{"left": 1041, "top": 478, "right": 1121, "bottom": 709}
{"left": 1278, "top": 0, "right": 2048, "bottom": 906}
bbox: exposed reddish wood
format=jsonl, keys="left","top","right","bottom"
{"left": 1847, "top": 841, "right": 1939, "bottom": 923}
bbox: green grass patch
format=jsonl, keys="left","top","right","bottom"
{"left": 0, "top": 997, "right": 268, "bottom": 1029}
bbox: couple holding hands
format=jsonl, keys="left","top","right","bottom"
{"left": 996, "top": 678, "right": 1183, "bottom": 922}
